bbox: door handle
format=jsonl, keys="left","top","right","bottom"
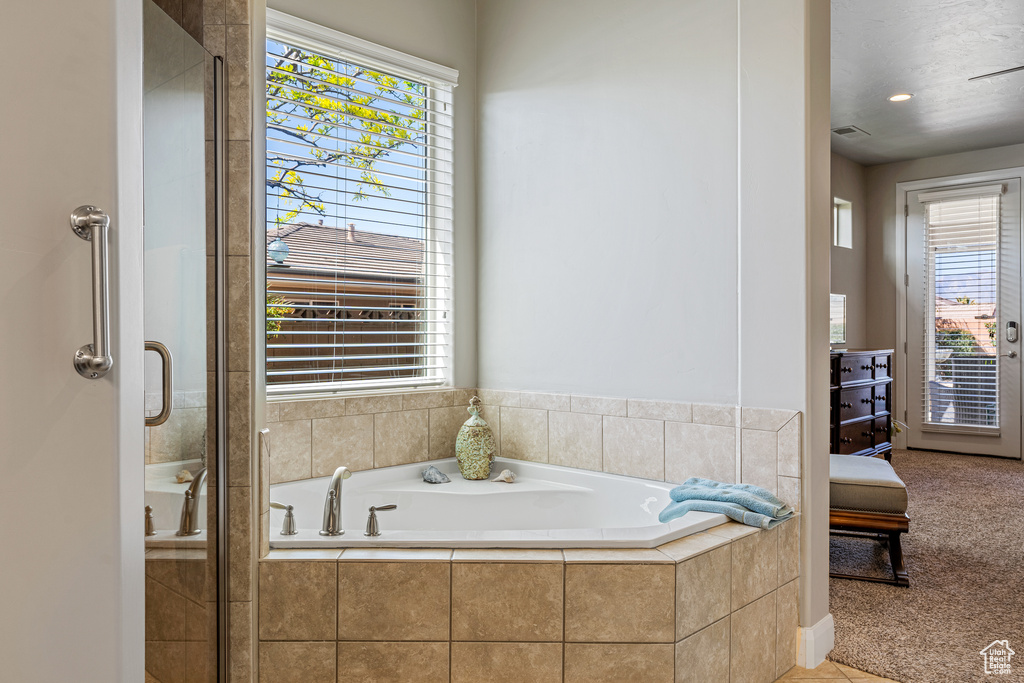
{"left": 145, "top": 341, "right": 173, "bottom": 426}
{"left": 71, "top": 206, "right": 113, "bottom": 379}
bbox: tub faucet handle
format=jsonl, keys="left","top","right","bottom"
{"left": 365, "top": 504, "right": 398, "bottom": 537}
{"left": 270, "top": 501, "right": 298, "bottom": 536}
{"left": 144, "top": 505, "right": 156, "bottom": 536}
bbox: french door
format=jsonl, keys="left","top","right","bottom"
{"left": 906, "top": 177, "right": 1022, "bottom": 459}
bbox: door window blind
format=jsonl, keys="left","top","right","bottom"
{"left": 920, "top": 186, "right": 1003, "bottom": 428}
{"left": 265, "top": 17, "right": 455, "bottom": 396}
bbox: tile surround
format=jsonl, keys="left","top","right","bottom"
{"left": 256, "top": 518, "right": 799, "bottom": 682}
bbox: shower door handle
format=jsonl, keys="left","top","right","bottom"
{"left": 145, "top": 341, "right": 173, "bottom": 426}
{"left": 70, "top": 205, "right": 114, "bottom": 379}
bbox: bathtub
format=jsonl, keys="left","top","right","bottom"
{"left": 145, "top": 461, "right": 208, "bottom": 548}
{"left": 269, "top": 457, "right": 727, "bottom": 549}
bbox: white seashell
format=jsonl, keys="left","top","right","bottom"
{"left": 422, "top": 465, "right": 451, "bottom": 484}
{"left": 491, "top": 468, "right": 516, "bottom": 483}
{"left": 175, "top": 469, "right": 194, "bottom": 484}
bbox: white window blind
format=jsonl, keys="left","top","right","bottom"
{"left": 920, "top": 186, "right": 1003, "bottom": 428}
{"left": 265, "top": 12, "right": 456, "bottom": 396}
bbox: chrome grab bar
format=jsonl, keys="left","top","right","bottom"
{"left": 70, "top": 205, "right": 114, "bottom": 379}
{"left": 144, "top": 341, "right": 173, "bottom": 426}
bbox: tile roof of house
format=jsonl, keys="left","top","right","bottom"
{"left": 266, "top": 221, "right": 425, "bottom": 279}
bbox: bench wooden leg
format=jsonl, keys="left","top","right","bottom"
{"left": 888, "top": 531, "right": 909, "bottom": 587}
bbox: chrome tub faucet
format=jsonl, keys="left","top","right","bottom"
{"left": 320, "top": 466, "right": 352, "bottom": 536}
{"left": 176, "top": 467, "right": 207, "bottom": 536}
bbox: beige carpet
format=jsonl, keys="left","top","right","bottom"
{"left": 828, "top": 448, "right": 1024, "bottom": 683}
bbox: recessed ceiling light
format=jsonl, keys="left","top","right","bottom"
{"left": 888, "top": 93, "right": 914, "bottom": 102}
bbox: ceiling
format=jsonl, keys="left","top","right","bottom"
{"left": 831, "top": 0, "right": 1024, "bottom": 166}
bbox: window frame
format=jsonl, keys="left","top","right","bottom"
{"left": 264, "top": 10, "right": 459, "bottom": 399}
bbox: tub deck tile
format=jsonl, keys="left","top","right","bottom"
{"left": 452, "top": 549, "right": 564, "bottom": 563}
{"left": 262, "top": 549, "right": 342, "bottom": 561}
{"left": 657, "top": 531, "right": 731, "bottom": 563}
{"left": 338, "top": 548, "right": 453, "bottom": 562}
{"left": 563, "top": 548, "right": 675, "bottom": 564}
{"left": 705, "top": 521, "right": 761, "bottom": 541}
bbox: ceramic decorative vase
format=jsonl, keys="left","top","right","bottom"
{"left": 455, "top": 396, "right": 495, "bottom": 480}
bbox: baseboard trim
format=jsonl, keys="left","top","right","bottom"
{"left": 797, "top": 613, "right": 835, "bottom": 669}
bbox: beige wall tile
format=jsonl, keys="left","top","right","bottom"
{"left": 778, "top": 414, "right": 801, "bottom": 477}
{"left": 402, "top": 389, "right": 454, "bottom": 410}
{"left": 338, "top": 562, "right": 450, "bottom": 640}
{"left": 258, "top": 562, "right": 336, "bottom": 640}
{"left": 565, "top": 564, "right": 674, "bottom": 642}
{"left": 228, "top": 486, "right": 251, "bottom": 602}
{"left": 312, "top": 414, "right": 373, "bottom": 476}
{"left": 451, "top": 642, "right": 561, "bottom": 683}
{"left": 226, "top": 25, "right": 250, "bottom": 141}
{"left": 571, "top": 394, "right": 627, "bottom": 416}
{"left": 265, "top": 401, "right": 280, "bottom": 423}
{"left": 452, "top": 387, "right": 478, "bottom": 405}
{"left": 204, "top": 0, "right": 224, "bottom": 25}
{"left": 778, "top": 517, "right": 800, "bottom": 585}
{"left": 452, "top": 563, "right": 563, "bottom": 641}
{"left": 676, "top": 545, "right": 731, "bottom": 640}
{"left": 258, "top": 642, "right": 335, "bottom": 683}
{"left": 279, "top": 399, "right": 346, "bottom": 421}
{"left": 374, "top": 410, "right": 429, "bottom": 468}
{"left": 520, "top": 391, "right": 571, "bottom": 411}
{"left": 548, "top": 411, "right": 602, "bottom": 471}
{"left": 477, "top": 388, "right": 521, "bottom": 406}
{"left": 692, "top": 403, "right": 738, "bottom": 427}
{"left": 429, "top": 405, "right": 469, "bottom": 459}
{"left": 203, "top": 24, "right": 225, "bottom": 56}
{"left": 225, "top": 0, "right": 248, "bottom": 24}
{"left": 226, "top": 141, "right": 250, "bottom": 256}
{"left": 346, "top": 394, "right": 403, "bottom": 415}
{"left": 500, "top": 406, "right": 548, "bottom": 462}
{"left": 228, "top": 601, "right": 252, "bottom": 683}
{"left": 730, "top": 591, "right": 777, "bottom": 683}
{"left": 740, "top": 429, "right": 778, "bottom": 493}
{"left": 665, "top": 422, "right": 737, "bottom": 484}
{"left": 603, "top": 416, "right": 664, "bottom": 480}
{"left": 778, "top": 476, "right": 801, "bottom": 512}
{"left": 776, "top": 579, "right": 799, "bottom": 679}
{"left": 564, "top": 643, "right": 674, "bottom": 683}
{"left": 269, "top": 419, "right": 311, "bottom": 483}
{"left": 337, "top": 642, "right": 449, "bottom": 683}
{"left": 732, "top": 526, "right": 778, "bottom": 610}
{"left": 227, "top": 371, "right": 251, "bottom": 486}
{"left": 226, "top": 256, "right": 249, "bottom": 373}
{"left": 657, "top": 531, "right": 730, "bottom": 562}
{"left": 741, "top": 407, "right": 798, "bottom": 432}
{"left": 675, "top": 616, "right": 730, "bottom": 683}
{"left": 628, "top": 398, "right": 692, "bottom": 423}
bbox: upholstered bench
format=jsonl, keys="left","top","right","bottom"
{"left": 829, "top": 453, "right": 910, "bottom": 587}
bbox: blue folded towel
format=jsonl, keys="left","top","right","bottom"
{"left": 659, "top": 478, "right": 795, "bottom": 529}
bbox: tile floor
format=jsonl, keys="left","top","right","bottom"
{"left": 774, "top": 660, "right": 900, "bottom": 682}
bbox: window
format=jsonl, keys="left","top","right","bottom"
{"left": 833, "top": 197, "right": 852, "bottom": 248}
{"left": 265, "top": 11, "right": 457, "bottom": 396}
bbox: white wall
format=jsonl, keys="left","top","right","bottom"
{"left": 266, "top": 0, "right": 479, "bottom": 388}
{"left": 830, "top": 153, "right": 868, "bottom": 348}
{"left": 477, "top": 0, "right": 831, "bottom": 640}
{"left": 0, "top": 0, "right": 145, "bottom": 680}
{"left": 864, "top": 142, "right": 1024, "bottom": 350}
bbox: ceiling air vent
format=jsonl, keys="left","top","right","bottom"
{"left": 831, "top": 125, "right": 870, "bottom": 138}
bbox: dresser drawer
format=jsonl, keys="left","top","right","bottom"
{"left": 872, "top": 383, "right": 891, "bottom": 414}
{"left": 837, "top": 354, "right": 875, "bottom": 384}
{"left": 873, "top": 354, "right": 892, "bottom": 380}
{"left": 873, "top": 415, "right": 891, "bottom": 447}
{"left": 839, "top": 385, "right": 874, "bottom": 422}
{"left": 837, "top": 419, "right": 875, "bottom": 455}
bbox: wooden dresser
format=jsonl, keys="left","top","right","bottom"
{"left": 830, "top": 349, "right": 894, "bottom": 460}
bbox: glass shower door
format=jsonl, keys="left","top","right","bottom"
{"left": 143, "top": 1, "right": 220, "bottom": 680}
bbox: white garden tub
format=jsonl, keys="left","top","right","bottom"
{"left": 144, "top": 461, "right": 208, "bottom": 548}
{"left": 269, "top": 457, "right": 727, "bottom": 549}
